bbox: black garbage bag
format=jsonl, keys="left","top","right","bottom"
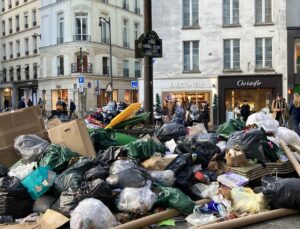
{"left": 166, "top": 154, "right": 193, "bottom": 175}
{"left": 0, "top": 165, "right": 8, "bottom": 177}
{"left": 89, "top": 128, "right": 119, "bottom": 152}
{"left": 263, "top": 178, "right": 300, "bottom": 209}
{"left": 38, "top": 144, "right": 80, "bottom": 173}
{"left": 174, "top": 166, "right": 194, "bottom": 190}
{"left": 191, "top": 142, "right": 222, "bottom": 168}
{"left": 54, "top": 157, "right": 96, "bottom": 193}
{"left": 106, "top": 168, "right": 146, "bottom": 188}
{"left": 84, "top": 164, "right": 109, "bottom": 181}
{"left": 189, "top": 133, "right": 219, "bottom": 145}
{"left": 96, "top": 146, "right": 123, "bottom": 165}
{"left": 0, "top": 177, "right": 33, "bottom": 218}
{"left": 174, "top": 143, "right": 193, "bottom": 155}
{"left": 157, "top": 123, "right": 187, "bottom": 142}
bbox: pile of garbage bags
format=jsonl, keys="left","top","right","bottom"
{"left": 1, "top": 111, "right": 300, "bottom": 228}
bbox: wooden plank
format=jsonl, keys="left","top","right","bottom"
{"left": 280, "top": 140, "right": 300, "bottom": 176}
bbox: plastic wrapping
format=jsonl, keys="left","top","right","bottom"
{"left": 187, "top": 123, "right": 208, "bottom": 136}
{"left": 246, "top": 112, "right": 279, "bottom": 133}
{"left": 231, "top": 187, "right": 266, "bottom": 213}
{"left": 117, "top": 182, "right": 157, "bottom": 215}
{"left": 33, "top": 195, "right": 56, "bottom": 213}
{"left": 157, "top": 123, "right": 187, "bottom": 141}
{"left": 38, "top": 144, "right": 79, "bottom": 173}
{"left": 70, "top": 198, "right": 118, "bottom": 229}
{"left": 189, "top": 133, "right": 219, "bottom": 145}
{"left": 216, "top": 118, "right": 245, "bottom": 139}
{"left": 216, "top": 141, "right": 227, "bottom": 153}
{"left": 14, "top": 135, "right": 50, "bottom": 164}
{"left": 194, "top": 182, "right": 219, "bottom": 199}
{"left": 147, "top": 170, "right": 176, "bottom": 186}
{"left": 106, "top": 168, "right": 146, "bottom": 188}
{"left": 275, "top": 127, "right": 300, "bottom": 146}
{"left": 109, "top": 159, "right": 136, "bottom": 175}
{"left": 84, "top": 164, "right": 109, "bottom": 181}
{"left": 8, "top": 162, "right": 37, "bottom": 180}
{"left": 142, "top": 154, "right": 177, "bottom": 171}
{"left": 186, "top": 212, "right": 217, "bottom": 226}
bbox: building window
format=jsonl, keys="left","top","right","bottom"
{"left": 9, "top": 67, "right": 14, "bottom": 82}
{"left": 33, "top": 37, "right": 37, "bottom": 54}
{"left": 33, "top": 63, "right": 38, "bottom": 79}
{"left": 16, "top": 40, "right": 20, "bottom": 57}
{"left": 2, "top": 68, "right": 6, "bottom": 82}
{"left": 72, "top": 54, "right": 90, "bottom": 73}
{"left": 100, "top": 16, "right": 109, "bottom": 44}
{"left": 2, "top": 0, "right": 5, "bottom": 12}
{"left": 2, "top": 20, "right": 5, "bottom": 36}
{"left": 9, "top": 18, "right": 12, "bottom": 34}
{"left": 255, "top": 0, "right": 272, "bottom": 24}
{"left": 295, "top": 39, "right": 300, "bottom": 74}
{"left": 16, "top": 15, "right": 20, "bottom": 31}
{"left": 15, "top": 0, "right": 19, "bottom": 6}
{"left": 8, "top": 0, "right": 12, "bottom": 9}
{"left": 122, "top": 0, "right": 129, "bottom": 10}
{"left": 57, "top": 13, "right": 64, "bottom": 44}
{"left": 9, "top": 42, "right": 13, "bottom": 59}
{"left": 256, "top": 38, "right": 272, "bottom": 69}
{"left": 224, "top": 39, "right": 240, "bottom": 70}
{"left": 2, "top": 44, "right": 6, "bottom": 60}
{"left": 123, "top": 19, "right": 129, "bottom": 48}
{"left": 135, "top": 61, "right": 141, "bottom": 78}
{"left": 183, "top": 41, "right": 199, "bottom": 71}
{"left": 134, "top": 23, "right": 139, "bottom": 40}
{"left": 25, "top": 65, "right": 29, "bottom": 80}
{"left": 102, "top": 57, "right": 109, "bottom": 75}
{"left": 74, "top": 13, "right": 89, "bottom": 41}
{"left": 223, "top": 0, "right": 239, "bottom": 25}
{"left": 32, "top": 9, "right": 37, "bottom": 26}
{"left": 134, "top": 0, "right": 140, "bottom": 14}
{"left": 24, "top": 12, "right": 28, "bottom": 29}
{"left": 25, "top": 38, "right": 29, "bottom": 55}
{"left": 123, "top": 60, "right": 129, "bottom": 77}
{"left": 183, "top": 0, "right": 199, "bottom": 28}
{"left": 57, "top": 56, "right": 64, "bottom": 75}
{"left": 16, "top": 66, "right": 21, "bottom": 81}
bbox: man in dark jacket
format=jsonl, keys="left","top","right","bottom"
{"left": 289, "top": 93, "right": 300, "bottom": 136}
{"left": 240, "top": 100, "right": 251, "bottom": 122}
{"left": 4, "top": 98, "right": 9, "bottom": 110}
{"left": 69, "top": 99, "right": 76, "bottom": 119}
{"left": 18, "top": 97, "right": 26, "bottom": 109}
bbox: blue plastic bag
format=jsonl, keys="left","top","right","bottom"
{"left": 21, "top": 167, "right": 56, "bottom": 200}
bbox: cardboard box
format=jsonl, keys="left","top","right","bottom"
{"left": 45, "top": 118, "right": 62, "bottom": 130}
{"left": 48, "top": 119, "right": 96, "bottom": 157}
{"left": 0, "top": 146, "right": 21, "bottom": 167}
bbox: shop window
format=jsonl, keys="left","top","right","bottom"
{"left": 183, "top": 41, "right": 199, "bottom": 72}
{"left": 224, "top": 39, "right": 240, "bottom": 70}
{"left": 223, "top": 0, "right": 239, "bottom": 25}
{"left": 51, "top": 89, "right": 68, "bottom": 110}
{"left": 182, "top": 0, "right": 199, "bottom": 27}
{"left": 255, "top": 0, "right": 272, "bottom": 24}
{"left": 255, "top": 38, "right": 272, "bottom": 69}
{"left": 294, "top": 39, "right": 300, "bottom": 74}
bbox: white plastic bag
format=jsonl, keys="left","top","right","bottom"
{"left": 275, "top": 127, "right": 300, "bottom": 146}
{"left": 195, "top": 182, "right": 219, "bottom": 198}
{"left": 148, "top": 170, "right": 176, "bottom": 186}
{"left": 8, "top": 162, "right": 37, "bottom": 180}
{"left": 216, "top": 141, "right": 227, "bottom": 153}
{"left": 70, "top": 198, "right": 118, "bottom": 229}
{"left": 165, "top": 139, "right": 177, "bottom": 154}
{"left": 187, "top": 123, "right": 207, "bottom": 136}
{"left": 246, "top": 112, "right": 279, "bottom": 133}
{"left": 109, "top": 159, "right": 136, "bottom": 175}
{"left": 14, "top": 135, "right": 50, "bottom": 164}
{"left": 117, "top": 182, "right": 157, "bottom": 214}
{"left": 185, "top": 212, "right": 217, "bottom": 226}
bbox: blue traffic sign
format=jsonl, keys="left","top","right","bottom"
{"left": 131, "top": 81, "right": 138, "bottom": 89}
{"left": 78, "top": 76, "right": 85, "bottom": 85}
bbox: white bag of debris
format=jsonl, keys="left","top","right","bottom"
{"left": 275, "top": 127, "right": 300, "bottom": 146}
{"left": 70, "top": 198, "right": 118, "bottom": 229}
{"left": 246, "top": 112, "right": 279, "bottom": 133}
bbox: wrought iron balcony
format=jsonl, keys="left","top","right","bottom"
{"left": 123, "top": 68, "right": 129, "bottom": 78}
{"left": 57, "top": 66, "right": 64, "bottom": 76}
{"left": 73, "top": 35, "right": 91, "bottom": 42}
{"left": 71, "top": 63, "right": 93, "bottom": 74}
{"left": 135, "top": 69, "right": 141, "bottom": 78}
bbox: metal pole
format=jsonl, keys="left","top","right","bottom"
{"left": 144, "top": 0, "right": 153, "bottom": 124}
{"left": 109, "top": 17, "right": 113, "bottom": 102}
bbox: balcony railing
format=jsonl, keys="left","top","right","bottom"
{"left": 25, "top": 74, "right": 29, "bottom": 80}
{"left": 10, "top": 54, "right": 13, "bottom": 59}
{"left": 103, "top": 67, "right": 109, "bottom": 76}
{"left": 33, "top": 49, "right": 38, "bottom": 54}
{"left": 2, "top": 32, "right": 5, "bottom": 36}
{"left": 71, "top": 63, "right": 93, "bottom": 74}
{"left": 17, "top": 75, "right": 21, "bottom": 81}
{"left": 16, "top": 26, "right": 19, "bottom": 32}
{"left": 57, "top": 37, "right": 64, "bottom": 44}
{"left": 17, "top": 52, "right": 20, "bottom": 57}
{"left": 3, "top": 56, "right": 6, "bottom": 60}
{"left": 8, "top": 4, "right": 12, "bottom": 9}
{"left": 33, "top": 73, "right": 37, "bottom": 79}
{"left": 135, "top": 69, "right": 141, "bottom": 78}
{"left": 24, "top": 24, "right": 28, "bottom": 29}
{"left": 9, "top": 29, "right": 12, "bottom": 34}
{"left": 135, "top": 8, "right": 141, "bottom": 14}
{"left": 33, "top": 21, "right": 37, "bottom": 27}
{"left": 123, "top": 3, "right": 129, "bottom": 10}
{"left": 73, "top": 35, "right": 91, "bottom": 42}
{"left": 123, "top": 41, "right": 130, "bottom": 49}
{"left": 57, "top": 66, "right": 64, "bottom": 76}
{"left": 25, "top": 50, "right": 29, "bottom": 56}
{"left": 123, "top": 68, "right": 129, "bottom": 78}
{"left": 16, "top": 1, "right": 19, "bottom": 6}
{"left": 2, "top": 8, "right": 4, "bottom": 13}
{"left": 101, "top": 0, "right": 108, "bottom": 3}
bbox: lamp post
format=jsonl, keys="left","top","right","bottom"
{"left": 79, "top": 47, "right": 84, "bottom": 117}
{"left": 32, "top": 33, "right": 41, "bottom": 39}
{"left": 99, "top": 17, "right": 113, "bottom": 102}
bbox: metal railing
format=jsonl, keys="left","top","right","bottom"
{"left": 135, "top": 69, "right": 141, "bottom": 78}
{"left": 123, "top": 68, "right": 129, "bottom": 78}
{"left": 57, "top": 66, "right": 64, "bottom": 76}
{"left": 71, "top": 63, "right": 93, "bottom": 74}
{"left": 73, "top": 35, "right": 91, "bottom": 42}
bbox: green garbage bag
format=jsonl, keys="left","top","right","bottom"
{"left": 216, "top": 118, "right": 245, "bottom": 139}
{"left": 156, "top": 186, "right": 195, "bottom": 215}
{"left": 88, "top": 128, "right": 119, "bottom": 152}
{"left": 38, "top": 144, "right": 79, "bottom": 173}
{"left": 124, "top": 139, "right": 165, "bottom": 160}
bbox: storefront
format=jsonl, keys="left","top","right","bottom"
{"left": 0, "top": 85, "right": 13, "bottom": 109}
{"left": 124, "top": 89, "right": 138, "bottom": 103}
{"left": 51, "top": 89, "right": 69, "bottom": 110}
{"left": 14, "top": 80, "right": 38, "bottom": 107}
{"left": 218, "top": 74, "right": 283, "bottom": 123}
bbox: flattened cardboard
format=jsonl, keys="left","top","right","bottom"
{"left": 45, "top": 118, "right": 62, "bottom": 130}
{"left": 0, "top": 146, "right": 21, "bottom": 167}
{"left": 48, "top": 119, "right": 96, "bottom": 157}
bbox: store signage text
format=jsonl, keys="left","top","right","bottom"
{"left": 170, "top": 81, "right": 209, "bottom": 88}
{"left": 236, "top": 80, "right": 262, "bottom": 87}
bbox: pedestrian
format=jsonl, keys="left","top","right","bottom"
{"left": 233, "top": 102, "right": 241, "bottom": 119}
{"left": 18, "top": 97, "right": 26, "bottom": 109}
{"left": 56, "top": 97, "right": 63, "bottom": 110}
{"left": 271, "top": 94, "right": 286, "bottom": 126}
{"left": 240, "top": 100, "right": 251, "bottom": 122}
{"left": 38, "top": 98, "right": 43, "bottom": 108}
{"left": 4, "top": 98, "right": 9, "bottom": 110}
{"left": 283, "top": 98, "right": 289, "bottom": 127}
{"left": 289, "top": 93, "right": 300, "bottom": 136}
{"left": 27, "top": 99, "right": 33, "bottom": 107}
{"left": 202, "top": 101, "right": 210, "bottom": 130}
{"left": 69, "top": 99, "right": 76, "bottom": 119}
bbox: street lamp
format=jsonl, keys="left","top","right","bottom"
{"left": 99, "top": 16, "right": 113, "bottom": 102}
{"left": 32, "top": 33, "right": 41, "bottom": 39}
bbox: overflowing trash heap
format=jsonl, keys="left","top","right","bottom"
{"left": 0, "top": 104, "right": 300, "bottom": 229}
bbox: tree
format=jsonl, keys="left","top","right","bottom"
{"left": 155, "top": 93, "right": 162, "bottom": 112}
{"left": 213, "top": 94, "right": 218, "bottom": 110}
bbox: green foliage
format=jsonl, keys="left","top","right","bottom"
{"left": 213, "top": 94, "right": 218, "bottom": 110}
{"left": 155, "top": 93, "right": 162, "bottom": 112}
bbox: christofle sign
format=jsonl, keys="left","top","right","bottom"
{"left": 237, "top": 80, "right": 262, "bottom": 87}
{"left": 170, "top": 81, "right": 211, "bottom": 88}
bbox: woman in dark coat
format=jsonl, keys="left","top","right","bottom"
{"left": 289, "top": 93, "right": 300, "bottom": 136}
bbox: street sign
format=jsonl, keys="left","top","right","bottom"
{"left": 131, "top": 81, "right": 138, "bottom": 89}
{"left": 106, "top": 83, "right": 113, "bottom": 93}
{"left": 135, "top": 31, "right": 163, "bottom": 58}
{"left": 78, "top": 76, "right": 85, "bottom": 85}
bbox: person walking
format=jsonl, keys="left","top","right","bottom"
{"left": 27, "top": 99, "right": 33, "bottom": 107}
{"left": 289, "top": 93, "right": 300, "bottom": 136}
{"left": 18, "top": 97, "right": 26, "bottom": 109}
{"left": 202, "top": 101, "right": 210, "bottom": 131}
{"left": 271, "top": 94, "right": 286, "bottom": 126}
{"left": 69, "top": 99, "right": 76, "bottom": 119}
{"left": 240, "top": 100, "right": 251, "bottom": 122}
{"left": 4, "top": 98, "right": 9, "bottom": 110}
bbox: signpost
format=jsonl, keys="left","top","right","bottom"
{"left": 135, "top": 31, "right": 162, "bottom": 58}
{"left": 78, "top": 76, "right": 85, "bottom": 85}
{"left": 131, "top": 81, "right": 138, "bottom": 89}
